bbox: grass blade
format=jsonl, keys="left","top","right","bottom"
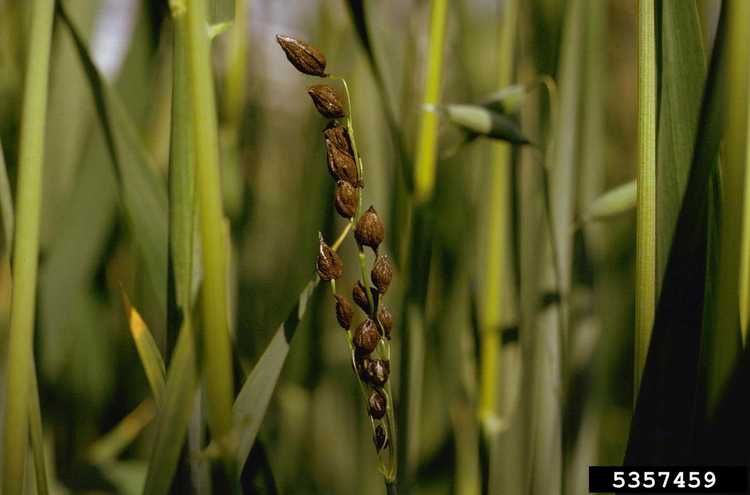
{"left": 0, "top": 139, "right": 12, "bottom": 252}
{"left": 234, "top": 279, "right": 318, "bottom": 473}
{"left": 705, "top": 0, "right": 750, "bottom": 408}
{"left": 184, "top": 0, "right": 234, "bottom": 447}
{"left": 625, "top": 1, "right": 728, "bottom": 465}
{"left": 121, "top": 293, "right": 167, "bottom": 406}
{"left": 88, "top": 400, "right": 156, "bottom": 464}
{"left": 1, "top": 0, "right": 54, "bottom": 492}
{"left": 655, "top": 0, "right": 706, "bottom": 293}
{"left": 56, "top": 1, "right": 169, "bottom": 344}
{"left": 140, "top": 11, "right": 201, "bottom": 495}
{"left": 634, "top": 0, "right": 657, "bottom": 397}
{"left": 581, "top": 180, "right": 637, "bottom": 223}
{"left": 142, "top": 320, "right": 198, "bottom": 495}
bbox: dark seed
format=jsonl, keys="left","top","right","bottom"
{"left": 323, "top": 124, "right": 353, "bottom": 156}
{"left": 315, "top": 233, "right": 343, "bottom": 281}
{"left": 367, "top": 359, "right": 390, "bottom": 387}
{"left": 368, "top": 390, "right": 387, "bottom": 419}
{"left": 378, "top": 305, "right": 393, "bottom": 340}
{"left": 325, "top": 136, "right": 358, "bottom": 185}
{"left": 335, "top": 180, "right": 358, "bottom": 218}
{"left": 275, "top": 34, "right": 327, "bottom": 76}
{"left": 352, "top": 281, "right": 378, "bottom": 314}
{"left": 373, "top": 424, "right": 388, "bottom": 451}
{"left": 355, "top": 355, "right": 371, "bottom": 381}
{"left": 334, "top": 295, "right": 353, "bottom": 330}
{"left": 355, "top": 206, "right": 385, "bottom": 251}
{"left": 371, "top": 254, "right": 393, "bottom": 294}
{"left": 353, "top": 319, "right": 380, "bottom": 355}
{"left": 307, "top": 84, "right": 345, "bottom": 119}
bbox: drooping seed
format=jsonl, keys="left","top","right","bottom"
{"left": 367, "top": 359, "right": 390, "bottom": 387}
{"left": 316, "top": 233, "right": 343, "bottom": 281}
{"left": 275, "top": 34, "right": 327, "bottom": 76}
{"left": 368, "top": 390, "right": 387, "bottom": 419}
{"left": 334, "top": 295, "right": 353, "bottom": 330}
{"left": 335, "top": 180, "right": 358, "bottom": 218}
{"left": 323, "top": 124, "right": 353, "bottom": 155}
{"left": 371, "top": 254, "right": 393, "bottom": 293}
{"left": 355, "top": 206, "right": 385, "bottom": 251}
{"left": 325, "top": 136, "right": 358, "bottom": 185}
{"left": 378, "top": 305, "right": 393, "bottom": 340}
{"left": 373, "top": 424, "right": 388, "bottom": 451}
{"left": 307, "top": 85, "right": 345, "bottom": 119}
{"left": 353, "top": 319, "right": 380, "bottom": 355}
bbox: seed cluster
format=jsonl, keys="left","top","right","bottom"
{"left": 277, "top": 35, "right": 397, "bottom": 461}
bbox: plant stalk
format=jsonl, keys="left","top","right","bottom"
{"left": 414, "top": 0, "right": 448, "bottom": 204}
{"left": 634, "top": 0, "right": 657, "bottom": 400}
{"left": 479, "top": 0, "right": 517, "bottom": 431}
{"left": 2, "top": 0, "right": 54, "bottom": 492}
{"left": 184, "top": 0, "right": 234, "bottom": 452}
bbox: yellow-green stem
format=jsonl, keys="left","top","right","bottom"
{"left": 479, "top": 0, "right": 517, "bottom": 430}
{"left": 2, "top": 0, "right": 54, "bottom": 492}
{"left": 185, "top": 0, "right": 234, "bottom": 448}
{"left": 634, "top": 0, "right": 657, "bottom": 400}
{"left": 414, "top": 0, "right": 448, "bottom": 203}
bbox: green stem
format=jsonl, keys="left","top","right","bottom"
{"left": 2, "top": 0, "right": 54, "bottom": 492}
{"left": 634, "top": 0, "right": 657, "bottom": 401}
{"left": 185, "top": 0, "right": 234, "bottom": 450}
{"left": 414, "top": 0, "right": 448, "bottom": 203}
{"left": 478, "top": 0, "right": 517, "bottom": 431}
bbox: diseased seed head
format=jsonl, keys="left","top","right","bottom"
{"left": 275, "top": 34, "right": 327, "bottom": 76}
{"left": 316, "top": 233, "right": 343, "bottom": 281}
{"left": 371, "top": 254, "right": 393, "bottom": 293}
{"left": 366, "top": 359, "right": 390, "bottom": 387}
{"left": 307, "top": 85, "right": 345, "bottom": 119}
{"left": 353, "top": 319, "right": 380, "bottom": 355}
{"left": 324, "top": 124, "right": 353, "bottom": 155}
{"left": 355, "top": 206, "right": 385, "bottom": 251}
{"left": 325, "top": 138, "right": 358, "bottom": 185}
{"left": 377, "top": 304, "right": 393, "bottom": 340}
{"left": 334, "top": 295, "right": 353, "bottom": 330}
{"left": 368, "top": 390, "right": 387, "bottom": 419}
{"left": 373, "top": 424, "right": 388, "bottom": 451}
{"left": 335, "top": 180, "right": 358, "bottom": 219}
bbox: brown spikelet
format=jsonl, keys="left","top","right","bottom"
{"left": 334, "top": 295, "right": 353, "bottom": 330}
{"left": 355, "top": 206, "right": 385, "bottom": 251}
{"left": 377, "top": 305, "right": 393, "bottom": 340}
{"left": 325, "top": 136, "right": 358, "bottom": 184}
{"left": 371, "top": 254, "right": 393, "bottom": 293}
{"left": 275, "top": 35, "right": 327, "bottom": 76}
{"left": 335, "top": 180, "right": 358, "bottom": 218}
{"left": 366, "top": 359, "right": 390, "bottom": 386}
{"left": 368, "top": 390, "right": 387, "bottom": 419}
{"left": 353, "top": 319, "right": 380, "bottom": 355}
{"left": 352, "top": 281, "right": 378, "bottom": 314}
{"left": 323, "top": 124, "right": 353, "bottom": 155}
{"left": 373, "top": 424, "right": 388, "bottom": 451}
{"left": 315, "top": 233, "right": 343, "bottom": 281}
{"left": 307, "top": 85, "right": 345, "bottom": 119}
